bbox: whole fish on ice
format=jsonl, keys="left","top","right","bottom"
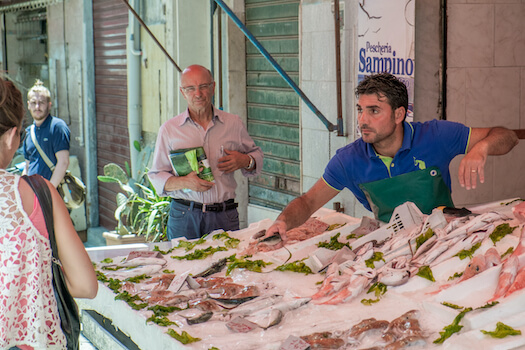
{"left": 378, "top": 257, "right": 411, "bottom": 287}
{"left": 488, "top": 255, "right": 519, "bottom": 302}
{"left": 381, "top": 310, "right": 423, "bottom": 344}
{"left": 489, "top": 225, "right": 525, "bottom": 301}
{"left": 512, "top": 201, "right": 525, "bottom": 223}
{"left": 117, "top": 257, "right": 167, "bottom": 268}
{"left": 311, "top": 263, "right": 351, "bottom": 300}
{"left": 105, "top": 264, "right": 165, "bottom": 280}
{"left": 444, "top": 212, "right": 508, "bottom": 240}
{"left": 429, "top": 247, "right": 501, "bottom": 295}
{"left": 319, "top": 275, "right": 370, "bottom": 305}
{"left": 227, "top": 294, "right": 283, "bottom": 318}
{"left": 348, "top": 318, "right": 390, "bottom": 343}
{"left": 240, "top": 296, "right": 310, "bottom": 329}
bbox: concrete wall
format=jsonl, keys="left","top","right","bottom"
{"left": 48, "top": 0, "right": 85, "bottom": 172}
{"left": 47, "top": 0, "right": 92, "bottom": 229}
{"left": 298, "top": 0, "right": 367, "bottom": 218}
{"left": 446, "top": 1, "right": 525, "bottom": 207}
{"left": 143, "top": 0, "right": 212, "bottom": 135}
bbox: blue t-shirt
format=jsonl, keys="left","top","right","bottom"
{"left": 23, "top": 115, "right": 70, "bottom": 180}
{"left": 322, "top": 120, "right": 471, "bottom": 211}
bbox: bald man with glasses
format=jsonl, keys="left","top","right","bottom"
{"left": 149, "top": 64, "right": 263, "bottom": 240}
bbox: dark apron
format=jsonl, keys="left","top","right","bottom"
{"left": 359, "top": 166, "right": 454, "bottom": 222}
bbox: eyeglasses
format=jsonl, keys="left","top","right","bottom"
{"left": 181, "top": 82, "right": 214, "bottom": 94}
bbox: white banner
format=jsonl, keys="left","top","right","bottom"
{"left": 357, "top": 0, "right": 415, "bottom": 121}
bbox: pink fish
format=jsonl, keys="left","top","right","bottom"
{"left": 460, "top": 254, "right": 487, "bottom": 281}
{"left": 484, "top": 247, "right": 502, "bottom": 268}
{"left": 505, "top": 265, "right": 525, "bottom": 297}
{"left": 488, "top": 255, "right": 519, "bottom": 302}
{"left": 512, "top": 202, "right": 525, "bottom": 223}
{"left": 456, "top": 247, "right": 502, "bottom": 283}
{"left": 311, "top": 273, "right": 350, "bottom": 300}
{"left": 429, "top": 248, "right": 498, "bottom": 295}
{"left": 510, "top": 225, "right": 525, "bottom": 259}
{"left": 311, "top": 263, "right": 351, "bottom": 300}
{"left": 320, "top": 275, "right": 369, "bottom": 305}
{"left": 489, "top": 225, "right": 525, "bottom": 302}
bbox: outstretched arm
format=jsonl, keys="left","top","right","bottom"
{"left": 459, "top": 127, "right": 519, "bottom": 190}
{"left": 266, "top": 178, "right": 340, "bottom": 239}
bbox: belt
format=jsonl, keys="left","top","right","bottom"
{"left": 173, "top": 198, "right": 238, "bottom": 212}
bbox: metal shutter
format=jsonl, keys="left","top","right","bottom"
{"left": 245, "top": 0, "right": 300, "bottom": 210}
{"left": 92, "top": 0, "right": 129, "bottom": 229}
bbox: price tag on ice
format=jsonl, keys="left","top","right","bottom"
{"left": 279, "top": 335, "right": 311, "bottom": 350}
{"left": 226, "top": 317, "right": 258, "bottom": 333}
{"left": 167, "top": 271, "right": 190, "bottom": 293}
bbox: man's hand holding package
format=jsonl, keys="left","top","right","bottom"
{"left": 165, "top": 171, "right": 214, "bottom": 192}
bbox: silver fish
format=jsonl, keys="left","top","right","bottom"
{"left": 258, "top": 232, "right": 282, "bottom": 246}
{"left": 252, "top": 229, "right": 267, "bottom": 240}
{"left": 194, "top": 258, "right": 227, "bottom": 278}
{"left": 107, "top": 264, "right": 164, "bottom": 280}
{"left": 264, "top": 296, "right": 311, "bottom": 313}
{"left": 178, "top": 309, "right": 214, "bottom": 325}
{"left": 228, "top": 294, "right": 283, "bottom": 317}
{"left": 378, "top": 267, "right": 410, "bottom": 286}
{"left": 117, "top": 257, "right": 167, "bottom": 268}
{"left": 245, "top": 309, "right": 283, "bottom": 329}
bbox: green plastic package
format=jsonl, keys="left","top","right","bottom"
{"left": 169, "top": 146, "right": 214, "bottom": 182}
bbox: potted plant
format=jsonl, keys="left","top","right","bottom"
{"left": 98, "top": 162, "right": 170, "bottom": 245}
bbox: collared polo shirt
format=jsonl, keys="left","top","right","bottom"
{"left": 23, "top": 115, "right": 70, "bottom": 180}
{"left": 322, "top": 120, "right": 470, "bottom": 211}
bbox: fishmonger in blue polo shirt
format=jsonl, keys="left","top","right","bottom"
{"left": 265, "top": 72, "right": 518, "bottom": 237}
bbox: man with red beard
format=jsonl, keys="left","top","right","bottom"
{"left": 23, "top": 79, "right": 70, "bottom": 188}
{"left": 267, "top": 72, "right": 518, "bottom": 236}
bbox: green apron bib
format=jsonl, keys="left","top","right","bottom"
{"left": 359, "top": 166, "right": 454, "bottom": 222}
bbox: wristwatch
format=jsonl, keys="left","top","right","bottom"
{"left": 245, "top": 155, "right": 255, "bottom": 170}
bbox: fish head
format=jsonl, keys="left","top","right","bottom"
{"left": 252, "top": 229, "right": 267, "bottom": 240}
{"left": 463, "top": 255, "right": 487, "bottom": 278}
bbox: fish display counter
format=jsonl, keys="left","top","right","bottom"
{"left": 78, "top": 199, "right": 525, "bottom": 350}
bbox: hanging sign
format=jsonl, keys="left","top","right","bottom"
{"left": 357, "top": 0, "right": 415, "bottom": 121}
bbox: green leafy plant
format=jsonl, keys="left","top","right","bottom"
{"left": 98, "top": 162, "right": 170, "bottom": 242}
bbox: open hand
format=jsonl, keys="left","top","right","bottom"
{"left": 458, "top": 150, "right": 486, "bottom": 190}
